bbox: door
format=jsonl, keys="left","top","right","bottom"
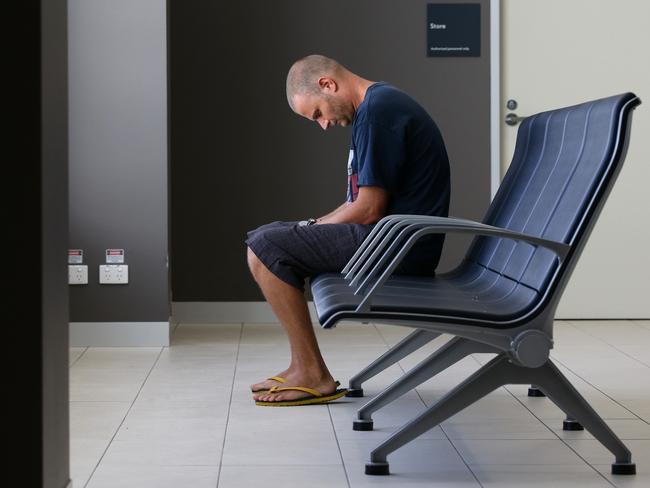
{"left": 500, "top": 0, "right": 650, "bottom": 318}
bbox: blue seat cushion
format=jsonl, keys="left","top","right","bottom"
{"left": 311, "top": 261, "right": 539, "bottom": 328}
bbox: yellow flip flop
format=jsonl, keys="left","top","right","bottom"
{"left": 251, "top": 375, "right": 287, "bottom": 394}
{"left": 255, "top": 382, "right": 348, "bottom": 407}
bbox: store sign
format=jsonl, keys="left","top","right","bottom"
{"left": 427, "top": 3, "right": 481, "bottom": 57}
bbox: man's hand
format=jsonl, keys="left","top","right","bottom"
{"left": 317, "top": 186, "right": 388, "bottom": 225}
{"left": 298, "top": 218, "right": 317, "bottom": 226}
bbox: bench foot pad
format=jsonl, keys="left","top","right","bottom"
{"left": 353, "top": 419, "right": 374, "bottom": 431}
{"left": 563, "top": 418, "right": 584, "bottom": 431}
{"left": 612, "top": 462, "right": 636, "bottom": 475}
{"left": 365, "top": 462, "right": 389, "bottom": 475}
{"left": 346, "top": 388, "right": 364, "bottom": 398}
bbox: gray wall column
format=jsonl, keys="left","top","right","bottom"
{"left": 68, "top": 0, "right": 170, "bottom": 342}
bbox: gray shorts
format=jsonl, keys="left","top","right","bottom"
{"left": 245, "top": 220, "right": 442, "bottom": 291}
{"left": 245, "top": 221, "right": 373, "bottom": 290}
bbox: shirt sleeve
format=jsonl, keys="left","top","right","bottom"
{"left": 354, "top": 122, "right": 405, "bottom": 192}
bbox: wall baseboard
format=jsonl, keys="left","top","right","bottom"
{"left": 172, "top": 301, "right": 318, "bottom": 324}
{"left": 70, "top": 321, "right": 171, "bottom": 347}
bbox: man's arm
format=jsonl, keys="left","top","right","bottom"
{"left": 317, "top": 201, "right": 350, "bottom": 222}
{"left": 317, "top": 186, "right": 388, "bottom": 225}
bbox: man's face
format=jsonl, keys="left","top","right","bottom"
{"left": 292, "top": 93, "right": 355, "bottom": 131}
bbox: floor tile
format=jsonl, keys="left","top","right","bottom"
{"left": 70, "top": 371, "right": 149, "bottom": 402}
{"left": 472, "top": 464, "right": 611, "bottom": 487}
{"left": 548, "top": 419, "right": 650, "bottom": 441}
{"left": 126, "top": 400, "right": 229, "bottom": 421}
{"left": 563, "top": 439, "right": 650, "bottom": 466}
{"left": 315, "top": 324, "right": 386, "bottom": 347}
{"left": 452, "top": 439, "right": 585, "bottom": 465}
{"left": 330, "top": 390, "right": 445, "bottom": 441}
{"left": 553, "top": 322, "right": 607, "bottom": 346}
{"left": 115, "top": 415, "right": 227, "bottom": 442}
{"left": 613, "top": 345, "right": 650, "bottom": 367}
{"left": 154, "top": 348, "right": 238, "bottom": 367}
{"left": 421, "top": 395, "right": 540, "bottom": 424}
{"left": 146, "top": 367, "right": 236, "bottom": 385}
{"left": 69, "top": 321, "right": 650, "bottom": 488}
{"left": 218, "top": 465, "right": 348, "bottom": 488}
{"left": 70, "top": 347, "right": 87, "bottom": 366}
{"left": 86, "top": 465, "right": 220, "bottom": 488}
{"left": 101, "top": 438, "right": 223, "bottom": 466}
{"left": 570, "top": 320, "right": 650, "bottom": 347}
{"left": 441, "top": 418, "right": 556, "bottom": 440}
{"left": 506, "top": 364, "right": 637, "bottom": 421}
{"left": 348, "top": 467, "right": 480, "bottom": 488}
{"left": 70, "top": 402, "right": 131, "bottom": 440}
{"left": 617, "top": 399, "right": 650, "bottom": 423}
{"left": 374, "top": 324, "right": 426, "bottom": 347}
{"left": 136, "top": 382, "right": 233, "bottom": 403}
{"left": 71, "top": 347, "right": 161, "bottom": 369}
{"left": 592, "top": 464, "right": 650, "bottom": 487}
{"left": 224, "top": 399, "right": 340, "bottom": 467}
{"left": 236, "top": 344, "right": 291, "bottom": 361}
{"left": 70, "top": 438, "right": 111, "bottom": 486}
{"left": 221, "top": 426, "right": 341, "bottom": 466}
{"left": 339, "top": 438, "right": 479, "bottom": 487}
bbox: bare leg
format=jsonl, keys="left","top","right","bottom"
{"left": 247, "top": 247, "right": 338, "bottom": 402}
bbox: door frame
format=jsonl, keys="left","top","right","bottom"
{"left": 490, "top": 0, "right": 501, "bottom": 198}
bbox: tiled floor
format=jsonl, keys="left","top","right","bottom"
{"left": 70, "top": 320, "right": 650, "bottom": 487}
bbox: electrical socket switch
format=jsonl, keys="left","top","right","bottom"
{"left": 99, "top": 264, "right": 129, "bottom": 284}
{"left": 68, "top": 265, "right": 88, "bottom": 285}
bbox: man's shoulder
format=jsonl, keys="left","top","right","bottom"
{"left": 355, "top": 83, "right": 432, "bottom": 134}
{"left": 366, "top": 83, "right": 412, "bottom": 111}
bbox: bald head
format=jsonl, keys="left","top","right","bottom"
{"left": 286, "top": 55, "right": 375, "bottom": 130}
{"left": 286, "top": 55, "right": 346, "bottom": 110}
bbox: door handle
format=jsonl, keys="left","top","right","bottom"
{"left": 505, "top": 113, "right": 527, "bottom": 126}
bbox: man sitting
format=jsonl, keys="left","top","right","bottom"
{"left": 245, "top": 54, "right": 451, "bottom": 406}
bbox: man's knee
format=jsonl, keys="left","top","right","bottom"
{"left": 247, "top": 246, "right": 266, "bottom": 278}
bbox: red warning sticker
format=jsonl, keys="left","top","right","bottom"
{"left": 68, "top": 249, "right": 83, "bottom": 264}
{"left": 106, "top": 249, "right": 125, "bottom": 263}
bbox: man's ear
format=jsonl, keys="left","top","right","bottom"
{"left": 317, "top": 77, "right": 338, "bottom": 93}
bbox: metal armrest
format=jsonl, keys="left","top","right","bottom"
{"left": 346, "top": 216, "right": 476, "bottom": 286}
{"left": 342, "top": 215, "right": 422, "bottom": 275}
{"left": 343, "top": 214, "right": 476, "bottom": 279}
{"left": 354, "top": 217, "right": 571, "bottom": 312}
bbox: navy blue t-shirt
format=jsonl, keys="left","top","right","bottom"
{"left": 346, "top": 82, "right": 451, "bottom": 273}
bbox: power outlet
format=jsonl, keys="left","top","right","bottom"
{"left": 99, "top": 264, "right": 129, "bottom": 284}
{"left": 68, "top": 265, "right": 88, "bottom": 285}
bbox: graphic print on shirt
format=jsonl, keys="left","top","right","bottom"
{"left": 346, "top": 148, "right": 359, "bottom": 202}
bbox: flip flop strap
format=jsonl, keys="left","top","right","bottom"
{"left": 267, "top": 376, "right": 287, "bottom": 383}
{"left": 268, "top": 385, "right": 323, "bottom": 397}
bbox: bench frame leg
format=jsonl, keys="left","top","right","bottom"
{"left": 355, "top": 337, "right": 498, "bottom": 430}
{"left": 347, "top": 329, "right": 439, "bottom": 397}
{"left": 366, "top": 354, "right": 635, "bottom": 476}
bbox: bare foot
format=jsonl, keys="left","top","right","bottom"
{"left": 253, "top": 372, "right": 338, "bottom": 402}
{"left": 250, "top": 369, "right": 291, "bottom": 393}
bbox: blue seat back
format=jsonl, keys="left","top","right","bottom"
{"left": 467, "top": 93, "right": 638, "bottom": 293}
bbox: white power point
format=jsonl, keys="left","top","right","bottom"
{"left": 99, "top": 264, "right": 129, "bottom": 284}
{"left": 68, "top": 265, "right": 89, "bottom": 285}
